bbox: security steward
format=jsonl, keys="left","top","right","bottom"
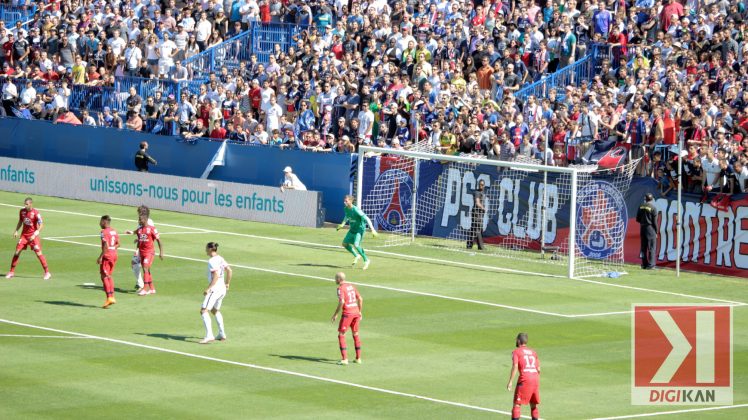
{"left": 467, "top": 179, "right": 486, "bottom": 250}
{"left": 635, "top": 192, "right": 657, "bottom": 269}
{"left": 134, "top": 141, "right": 157, "bottom": 172}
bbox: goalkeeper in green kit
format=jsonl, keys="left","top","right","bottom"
{"left": 337, "top": 195, "right": 378, "bottom": 270}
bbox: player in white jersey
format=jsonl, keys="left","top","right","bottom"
{"left": 199, "top": 242, "right": 232, "bottom": 344}
{"left": 124, "top": 206, "right": 154, "bottom": 292}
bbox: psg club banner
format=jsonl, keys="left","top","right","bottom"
{"left": 361, "top": 157, "right": 748, "bottom": 277}
{"left": 0, "top": 157, "right": 324, "bottom": 228}
{"left": 361, "top": 157, "right": 630, "bottom": 257}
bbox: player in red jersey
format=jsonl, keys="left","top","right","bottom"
{"left": 330, "top": 272, "right": 363, "bottom": 365}
{"left": 134, "top": 213, "right": 163, "bottom": 296}
{"left": 97, "top": 215, "right": 120, "bottom": 308}
{"left": 6, "top": 197, "right": 51, "bottom": 280}
{"left": 506, "top": 333, "right": 541, "bottom": 420}
{"left": 125, "top": 205, "right": 154, "bottom": 292}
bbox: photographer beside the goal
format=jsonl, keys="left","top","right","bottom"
{"left": 467, "top": 180, "right": 486, "bottom": 250}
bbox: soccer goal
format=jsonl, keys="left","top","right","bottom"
{"left": 356, "top": 144, "right": 639, "bottom": 278}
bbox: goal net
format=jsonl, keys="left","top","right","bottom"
{"left": 356, "top": 144, "right": 639, "bottom": 278}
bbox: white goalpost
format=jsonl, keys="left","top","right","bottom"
{"left": 356, "top": 144, "right": 638, "bottom": 279}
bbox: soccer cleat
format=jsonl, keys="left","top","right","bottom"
{"left": 137, "top": 289, "right": 149, "bottom": 296}
{"left": 351, "top": 255, "right": 360, "bottom": 267}
{"left": 5, "top": 272, "right": 14, "bottom": 279}
{"left": 147, "top": 289, "right": 157, "bottom": 295}
{"left": 43, "top": 272, "right": 52, "bottom": 280}
{"left": 337, "top": 359, "right": 349, "bottom": 365}
{"left": 353, "top": 358, "right": 362, "bottom": 364}
{"left": 199, "top": 337, "right": 215, "bottom": 344}
{"left": 362, "top": 260, "right": 370, "bottom": 270}
{"left": 102, "top": 297, "right": 116, "bottom": 309}
{"left": 216, "top": 333, "right": 227, "bottom": 341}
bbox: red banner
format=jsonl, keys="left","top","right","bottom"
{"left": 623, "top": 194, "right": 748, "bottom": 277}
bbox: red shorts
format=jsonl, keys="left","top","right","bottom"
{"left": 100, "top": 256, "right": 118, "bottom": 277}
{"left": 16, "top": 235, "right": 41, "bottom": 252}
{"left": 338, "top": 313, "right": 361, "bottom": 333}
{"left": 514, "top": 380, "right": 540, "bottom": 405}
{"left": 140, "top": 252, "right": 155, "bottom": 268}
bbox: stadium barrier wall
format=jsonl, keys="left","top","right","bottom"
{"left": 0, "top": 157, "right": 324, "bottom": 228}
{"left": 0, "top": 5, "right": 36, "bottom": 27}
{"left": 210, "top": 144, "right": 351, "bottom": 221}
{"left": 183, "top": 22, "right": 302, "bottom": 78}
{"left": 0, "top": 117, "right": 221, "bottom": 178}
{"left": 0, "top": 117, "right": 350, "bottom": 221}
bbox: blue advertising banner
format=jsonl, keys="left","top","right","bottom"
{"left": 362, "top": 156, "right": 632, "bottom": 258}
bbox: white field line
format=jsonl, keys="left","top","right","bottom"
{"left": 45, "top": 238, "right": 574, "bottom": 318}
{"left": 0, "top": 334, "right": 92, "bottom": 339}
{"left": 47, "top": 232, "right": 211, "bottom": 240}
{"left": 567, "top": 310, "right": 635, "bottom": 318}
{"left": 589, "top": 403, "right": 748, "bottom": 419}
{"left": 565, "top": 302, "right": 747, "bottom": 319}
{"left": 0, "top": 203, "right": 561, "bottom": 279}
{"left": 3, "top": 203, "right": 745, "bottom": 308}
{"left": 570, "top": 277, "right": 747, "bottom": 306}
{"left": 0, "top": 318, "right": 524, "bottom": 418}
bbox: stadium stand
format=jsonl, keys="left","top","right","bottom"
{"left": 0, "top": 0, "right": 746, "bottom": 194}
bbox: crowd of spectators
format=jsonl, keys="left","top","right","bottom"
{"left": 0, "top": 0, "right": 747, "bottom": 194}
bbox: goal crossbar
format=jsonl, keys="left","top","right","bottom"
{"left": 357, "top": 146, "right": 584, "bottom": 174}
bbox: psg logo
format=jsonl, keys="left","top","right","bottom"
{"left": 373, "top": 169, "right": 414, "bottom": 232}
{"left": 575, "top": 181, "right": 627, "bottom": 260}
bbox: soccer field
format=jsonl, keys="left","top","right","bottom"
{"left": 0, "top": 190, "right": 746, "bottom": 419}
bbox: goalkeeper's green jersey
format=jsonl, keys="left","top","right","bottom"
{"left": 344, "top": 205, "right": 367, "bottom": 233}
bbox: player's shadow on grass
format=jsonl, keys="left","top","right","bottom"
{"left": 37, "top": 300, "right": 99, "bottom": 309}
{"left": 269, "top": 354, "right": 339, "bottom": 365}
{"left": 293, "top": 263, "right": 341, "bottom": 269}
{"left": 284, "top": 243, "right": 507, "bottom": 276}
{"left": 76, "top": 284, "right": 136, "bottom": 294}
{"left": 136, "top": 333, "right": 199, "bottom": 342}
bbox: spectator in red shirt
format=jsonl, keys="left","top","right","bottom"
{"left": 3, "top": 34, "right": 14, "bottom": 65}
{"left": 660, "top": 0, "right": 684, "bottom": 32}
{"left": 249, "top": 79, "right": 262, "bottom": 117}
{"left": 55, "top": 108, "right": 82, "bottom": 126}
{"left": 259, "top": 0, "right": 271, "bottom": 24}
{"left": 1, "top": 62, "right": 16, "bottom": 77}
{"left": 210, "top": 124, "right": 227, "bottom": 140}
{"left": 43, "top": 67, "right": 60, "bottom": 81}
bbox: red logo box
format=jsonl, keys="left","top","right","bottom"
{"left": 631, "top": 305, "right": 732, "bottom": 405}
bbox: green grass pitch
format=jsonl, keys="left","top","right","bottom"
{"left": 0, "top": 190, "right": 746, "bottom": 419}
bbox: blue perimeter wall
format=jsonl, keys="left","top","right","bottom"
{"left": 0, "top": 118, "right": 350, "bottom": 221}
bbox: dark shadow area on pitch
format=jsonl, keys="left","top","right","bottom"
{"left": 283, "top": 243, "right": 508, "bottom": 276}
{"left": 293, "top": 263, "right": 341, "bottom": 269}
{"left": 37, "top": 300, "right": 99, "bottom": 309}
{"left": 136, "top": 333, "right": 199, "bottom": 342}
{"left": 76, "top": 284, "right": 136, "bottom": 294}
{"left": 269, "top": 354, "right": 339, "bottom": 365}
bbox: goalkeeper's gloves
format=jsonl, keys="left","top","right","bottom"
{"left": 371, "top": 230, "right": 378, "bottom": 237}
{"left": 336, "top": 224, "right": 345, "bottom": 231}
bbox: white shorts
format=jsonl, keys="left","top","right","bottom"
{"left": 131, "top": 254, "right": 141, "bottom": 265}
{"left": 201, "top": 289, "right": 226, "bottom": 310}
